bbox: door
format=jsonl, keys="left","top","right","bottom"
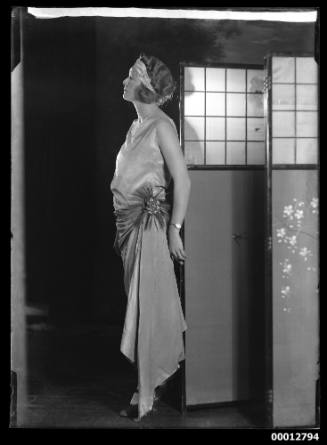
{"left": 265, "top": 54, "right": 319, "bottom": 427}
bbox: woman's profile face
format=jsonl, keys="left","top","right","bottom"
{"left": 123, "top": 66, "right": 142, "bottom": 102}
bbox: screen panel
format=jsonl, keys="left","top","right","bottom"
{"left": 272, "top": 170, "right": 319, "bottom": 427}
{"left": 184, "top": 170, "right": 265, "bottom": 406}
{"left": 268, "top": 55, "right": 319, "bottom": 427}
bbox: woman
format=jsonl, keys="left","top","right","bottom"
{"left": 110, "top": 53, "right": 191, "bottom": 422}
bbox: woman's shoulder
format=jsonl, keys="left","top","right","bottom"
{"left": 153, "top": 112, "right": 177, "bottom": 131}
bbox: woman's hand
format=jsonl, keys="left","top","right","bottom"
{"left": 168, "top": 227, "right": 186, "bottom": 265}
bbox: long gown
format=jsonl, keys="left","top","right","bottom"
{"left": 110, "top": 114, "right": 187, "bottom": 419}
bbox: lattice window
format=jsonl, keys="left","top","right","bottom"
{"left": 183, "top": 66, "right": 265, "bottom": 166}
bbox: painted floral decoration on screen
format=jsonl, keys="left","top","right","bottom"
{"left": 275, "top": 197, "right": 319, "bottom": 313}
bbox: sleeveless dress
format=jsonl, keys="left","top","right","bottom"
{"left": 110, "top": 114, "right": 187, "bottom": 419}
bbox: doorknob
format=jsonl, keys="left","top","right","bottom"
{"left": 232, "top": 233, "right": 248, "bottom": 246}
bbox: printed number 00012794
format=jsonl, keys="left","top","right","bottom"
{"left": 271, "top": 433, "right": 319, "bottom": 441}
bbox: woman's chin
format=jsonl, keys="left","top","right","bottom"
{"left": 123, "top": 93, "right": 132, "bottom": 102}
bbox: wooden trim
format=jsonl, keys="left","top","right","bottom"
{"left": 264, "top": 55, "right": 273, "bottom": 428}
{"left": 180, "top": 62, "right": 263, "bottom": 70}
{"left": 187, "top": 165, "right": 265, "bottom": 171}
{"left": 264, "top": 51, "right": 316, "bottom": 59}
{"left": 272, "top": 165, "right": 318, "bottom": 170}
{"left": 185, "top": 399, "right": 252, "bottom": 411}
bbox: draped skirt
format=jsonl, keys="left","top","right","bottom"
{"left": 113, "top": 184, "right": 187, "bottom": 419}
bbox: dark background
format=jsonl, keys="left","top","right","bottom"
{"left": 23, "top": 12, "right": 316, "bottom": 328}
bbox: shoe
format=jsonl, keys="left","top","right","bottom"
{"left": 123, "top": 382, "right": 169, "bottom": 422}
{"left": 132, "top": 398, "right": 160, "bottom": 422}
{"left": 119, "top": 388, "right": 139, "bottom": 419}
{"left": 132, "top": 384, "right": 167, "bottom": 422}
{"left": 119, "top": 403, "right": 138, "bottom": 419}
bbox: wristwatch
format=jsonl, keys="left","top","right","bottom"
{"left": 170, "top": 222, "right": 182, "bottom": 230}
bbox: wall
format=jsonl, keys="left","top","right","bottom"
{"left": 23, "top": 15, "right": 97, "bottom": 324}
{"left": 23, "top": 12, "right": 315, "bottom": 325}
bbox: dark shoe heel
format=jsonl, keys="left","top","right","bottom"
{"left": 119, "top": 404, "right": 138, "bottom": 419}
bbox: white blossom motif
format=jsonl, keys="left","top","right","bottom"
{"left": 280, "top": 258, "right": 292, "bottom": 278}
{"left": 277, "top": 228, "right": 286, "bottom": 243}
{"left": 276, "top": 195, "right": 318, "bottom": 313}
{"left": 277, "top": 227, "right": 286, "bottom": 237}
{"left": 283, "top": 205, "right": 294, "bottom": 219}
{"left": 288, "top": 235, "right": 297, "bottom": 246}
{"left": 310, "top": 197, "right": 319, "bottom": 214}
{"left": 294, "top": 209, "right": 304, "bottom": 219}
{"left": 299, "top": 247, "right": 313, "bottom": 261}
{"left": 281, "top": 285, "right": 291, "bottom": 298}
{"left": 281, "top": 285, "right": 291, "bottom": 312}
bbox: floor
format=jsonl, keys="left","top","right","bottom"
{"left": 16, "top": 322, "right": 263, "bottom": 429}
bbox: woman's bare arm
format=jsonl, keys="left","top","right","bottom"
{"left": 156, "top": 120, "right": 191, "bottom": 263}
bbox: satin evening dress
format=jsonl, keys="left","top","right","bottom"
{"left": 110, "top": 114, "right": 187, "bottom": 419}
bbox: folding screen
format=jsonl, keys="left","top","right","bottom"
{"left": 181, "top": 56, "right": 319, "bottom": 427}
{"left": 265, "top": 54, "right": 319, "bottom": 427}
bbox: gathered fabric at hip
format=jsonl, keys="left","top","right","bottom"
{"left": 113, "top": 183, "right": 186, "bottom": 419}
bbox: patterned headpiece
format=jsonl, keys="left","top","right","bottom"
{"left": 132, "top": 58, "right": 157, "bottom": 94}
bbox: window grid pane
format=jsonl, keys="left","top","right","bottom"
{"left": 206, "top": 117, "right": 225, "bottom": 140}
{"left": 227, "top": 93, "right": 246, "bottom": 116}
{"left": 272, "top": 57, "right": 295, "bottom": 83}
{"left": 296, "top": 85, "right": 318, "bottom": 111}
{"left": 184, "top": 141, "right": 204, "bottom": 164}
{"left": 184, "top": 117, "right": 205, "bottom": 140}
{"left": 272, "top": 138, "right": 295, "bottom": 164}
{"left": 247, "top": 142, "right": 265, "bottom": 165}
{"left": 206, "top": 142, "right": 226, "bottom": 164}
{"left": 226, "top": 142, "right": 246, "bottom": 165}
{"left": 184, "top": 92, "right": 205, "bottom": 116}
{"left": 247, "top": 118, "right": 265, "bottom": 141}
{"left": 247, "top": 93, "right": 264, "bottom": 117}
{"left": 227, "top": 69, "right": 246, "bottom": 92}
{"left": 247, "top": 70, "right": 265, "bottom": 93}
{"left": 184, "top": 67, "right": 205, "bottom": 91}
{"left": 206, "top": 93, "right": 225, "bottom": 116}
{"left": 296, "top": 139, "right": 318, "bottom": 164}
{"left": 227, "top": 118, "right": 246, "bottom": 141}
{"left": 296, "top": 58, "right": 318, "bottom": 84}
{"left": 206, "top": 68, "right": 225, "bottom": 91}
